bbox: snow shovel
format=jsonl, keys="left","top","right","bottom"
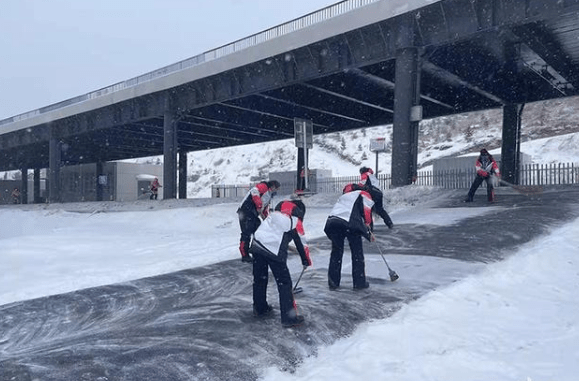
{"left": 293, "top": 266, "right": 307, "bottom": 294}
{"left": 497, "top": 177, "right": 543, "bottom": 197}
{"left": 374, "top": 240, "right": 399, "bottom": 282}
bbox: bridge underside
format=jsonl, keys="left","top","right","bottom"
{"left": 1, "top": 0, "right": 579, "bottom": 199}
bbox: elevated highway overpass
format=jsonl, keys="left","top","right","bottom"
{"left": 1, "top": 0, "right": 579, "bottom": 202}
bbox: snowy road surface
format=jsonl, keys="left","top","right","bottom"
{"left": 1, "top": 187, "right": 578, "bottom": 380}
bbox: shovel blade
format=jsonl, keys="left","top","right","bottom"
{"left": 389, "top": 271, "right": 399, "bottom": 282}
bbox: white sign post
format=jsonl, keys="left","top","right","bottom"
{"left": 294, "top": 118, "right": 313, "bottom": 190}
{"left": 369, "top": 137, "right": 387, "bottom": 173}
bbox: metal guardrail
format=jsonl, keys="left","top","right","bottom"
{"left": 0, "top": 0, "right": 380, "bottom": 128}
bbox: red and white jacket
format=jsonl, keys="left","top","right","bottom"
{"left": 360, "top": 168, "right": 380, "bottom": 189}
{"left": 475, "top": 156, "right": 500, "bottom": 178}
{"left": 250, "top": 210, "right": 312, "bottom": 266}
{"left": 325, "top": 189, "right": 374, "bottom": 240}
{"left": 237, "top": 182, "right": 272, "bottom": 218}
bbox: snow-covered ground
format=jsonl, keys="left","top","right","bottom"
{"left": 1, "top": 186, "right": 578, "bottom": 380}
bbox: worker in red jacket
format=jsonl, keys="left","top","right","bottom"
{"left": 465, "top": 148, "right": 501, "bottom": 202}
{"left": 237, "top": 180, "right": 280, "bottom": 263}
{"left": 149, "top": 178, "right": 161, "bottom": 200}
{"left": 250, "top": 199, "right": 312, "bottom": 328}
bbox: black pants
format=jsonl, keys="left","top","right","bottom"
{"left": 252, "top": 253, "right": 298, "bottom": 324}
{"left": 324, "top": 223, "right": 367, "bottom": 288}
{"left": 467, "top": 175, "right": 494, "bottom": 201}
{"left": 238, "top": 211, "right": 261, "bottom": 258}
{"left": 369, "top": 188, "right": 393, "bottom": 227}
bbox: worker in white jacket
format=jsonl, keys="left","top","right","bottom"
{"left": 324, "top": 183, "right": 374, "bottom": 291}
{"left": 249, "top": 199, "right": 312, "bottom": 328}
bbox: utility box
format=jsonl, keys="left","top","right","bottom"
{"left": 269, "top": 169, "right": 332, "bottom": 195}
{"left": 59, "top": 162, "right": 163, "bottom": 202}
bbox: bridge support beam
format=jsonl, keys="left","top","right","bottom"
{"left": 391, "top": 46, "right": 421, "bottom": 187}
{"left": 96, "top": 161, "right": 104, "bottom": 201}
{"left": 500, "top": 104, "right": 524, "bottom": 184}
{"left": 33, "top": 168, "right": 41, "bottom": 204}
{"left": 20, "top": 166, "right": 28, "bottom": 204}
{"left": 178, "top": 150, "right": 188, "bottom": 199}
{"left": 49, "top": 130, "right": 61, "bottom": 203}
{"left": 163, "top": 109, "right": 178, "bottom": 200}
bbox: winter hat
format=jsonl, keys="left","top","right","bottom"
{"left": 267, "top": 180, "right": 281, "bottom": 189}
{"left": 359, "top": 167, "right": 373, "bottom": 175}
{"left": 292, "top": 199, "right": 306, "bottom": 219}
{"left": 343, "top": 183, "right": 362, "bottom": 194}
{"left": 275, "top": 200, "right": 306, "bottom": 220}
{"left": 480, "top": 148, "right": 489, "bottom": 155}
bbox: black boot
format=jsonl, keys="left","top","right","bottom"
{"left": 282, "top": 315, "right": 305, "bottom": 328}
{"left": 353, "top": 281, "right": 370, "bottom": 290}
{"left": 328, "top": 278, "right": 339, "bottom": 291}
{"left": 253, "top": 304, "right": 273, "bottom": 317}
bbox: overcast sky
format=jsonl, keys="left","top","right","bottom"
{"left": 0, "top": 0, "right": 339, "bottom": 120}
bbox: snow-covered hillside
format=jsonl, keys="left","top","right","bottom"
{"left": 179, "top": 96, "right": 579, "bottom": 198}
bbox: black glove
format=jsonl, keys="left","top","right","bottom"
{"left": 241, "top": 255, "right": 253, "bottom": 263}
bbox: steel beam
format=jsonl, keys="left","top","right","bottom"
{"left": 163, "top": 108, "right": 178, "bottom": 200}
{"left": 48, "top": 129, "right": 61, "bottom": 203}
{"left": 500, "top": 103, "right": 524, "bottom": 184}
{"left": 178, "top": 150, "right": 187, "bottom": 199}
{"left": 392, "top": 43, "right": 421, "bottom": 187}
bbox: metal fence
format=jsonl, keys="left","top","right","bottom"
{"left": 520, "top": 162, "right": 579, "bottom": 185}
{"left": 425, "top": 162, "right": 579, "bottom": 189}
{"left": 211, "top": 162, "right": 579, "bottom": 198}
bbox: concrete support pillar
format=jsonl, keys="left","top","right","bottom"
{"left": 20, "top": 166, "right": 28, "bottom": 204}
{"left": 96, "top": 161, "right": 104, "bottom": 201}
{"left": 391, "top": 46, "right": 420, "bottom": 187}
{"left": 49, "top": 130, "right": 61, "bottom": 203}
{"left": 33, "top": 168, "right": 41, "bottom": 203}
{"left": 163, "top": 109, "right": 178, "bottom": 200}
{"left": 501, "top": 104, "right": 524, "bottom": 184}
{"left": 178, "top": 150, "right": 188, "bottom": 199}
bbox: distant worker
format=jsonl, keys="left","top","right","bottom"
{"left": 237, "top": 180, "right": 280, "bottom": 263}
{"left": 11, "top": 187, "right": 21, "bottom": 204}
{"left": 359, "top": 167, "right": 394, "bottom": 229}
{"left": 150, "top": 177, "right": 162, "bottom": 200}
{"left": 250, "top": 199, "right": 311, "bottom": 328}
{"left": 324, "top": 183, "right": 375, "bottom": 290}
{"left": 464, "top": 148, "right": 500, "bottom": 203}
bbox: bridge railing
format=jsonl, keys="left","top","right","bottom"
{"left": 0, "top": 0, "right": 380, "bottom": 128}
